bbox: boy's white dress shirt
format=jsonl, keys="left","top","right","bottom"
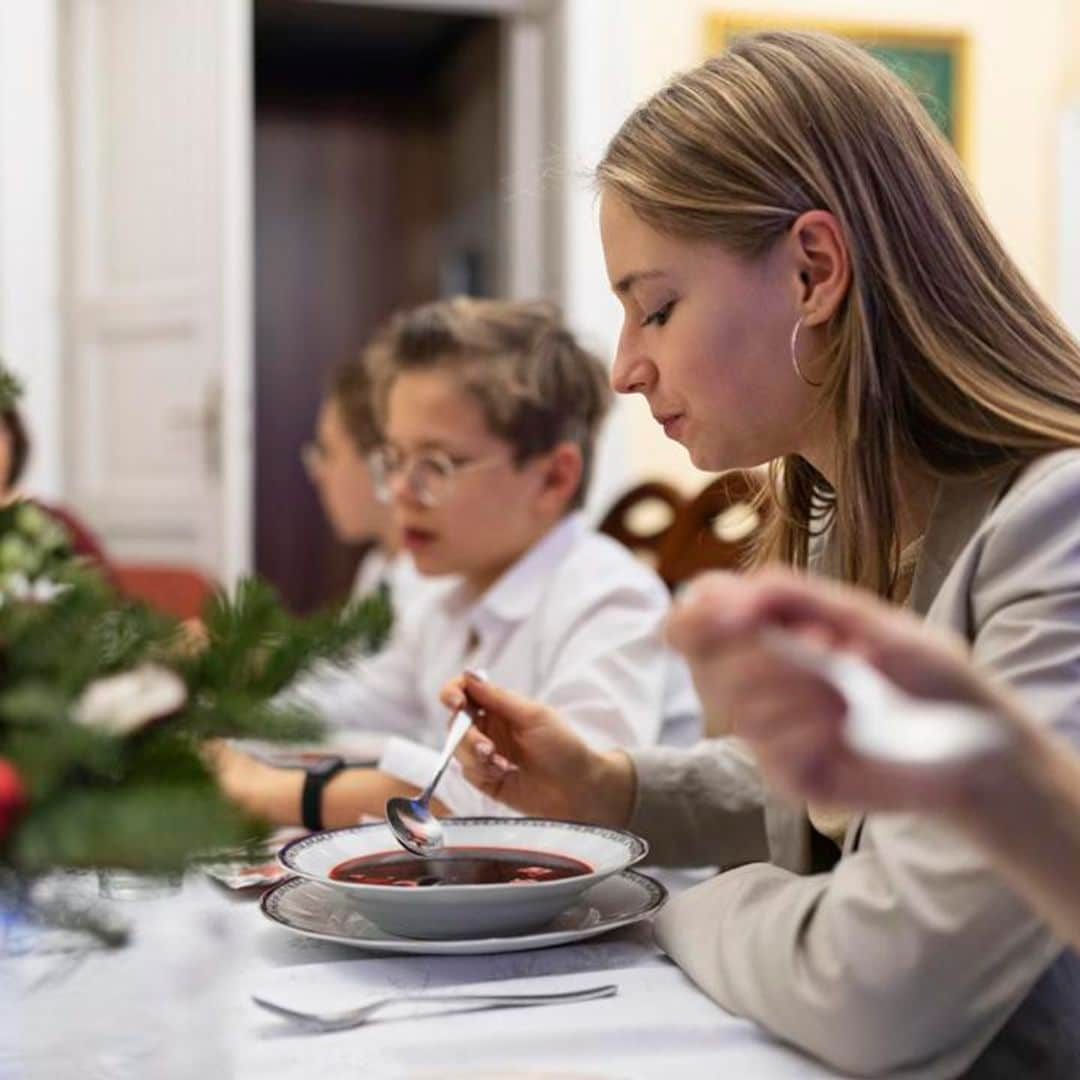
{"left": 348, "top": 547, "right": 423, "bottom": 605}
{"left": 279, "top": 549, "right": 433, "bottom": 726}
{"left": 295, "top": 512, "right": 700, "bottom": 816}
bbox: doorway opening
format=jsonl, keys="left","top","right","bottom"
{"left": 254, "top": 0, "right": 502, "bottom": 610}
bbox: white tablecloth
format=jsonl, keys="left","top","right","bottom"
{"left": 3, "top": 869, "right": 846, "bottom": 1080}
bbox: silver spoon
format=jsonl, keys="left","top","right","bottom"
{"left": 760, "top": 628, "right": 1009, "bottom": 764}
{"left": 386, "top": 671, "right": 486, "bottom": 856}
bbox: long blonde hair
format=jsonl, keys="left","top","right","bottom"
{"left": 597, "top": 30, "right": 1080, "bottom": 596}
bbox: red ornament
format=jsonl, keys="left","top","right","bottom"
{"left": 0, "top": 758, "right": 27, "bottom": 843}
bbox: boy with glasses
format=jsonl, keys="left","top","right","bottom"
{"left": 214, "top": 297, "right": 699, "bottom": 827}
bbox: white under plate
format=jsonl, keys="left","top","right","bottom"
{"left": 259, "top": 869, "right": 666, "bottom": 956}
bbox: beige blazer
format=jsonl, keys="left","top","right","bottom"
{"left": 629, "top": 450, "right": 1080, "bottom": 1078}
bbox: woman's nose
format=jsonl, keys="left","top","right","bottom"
{"left": 611, "top": 331, "right": 655, "bottom": 396}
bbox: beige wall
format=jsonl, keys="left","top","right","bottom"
{"left": 1067, "top": 0, "right": 1080, "bottom": 95}
{"left": 614, "top": 0, "right": 1080, "bottom": 494}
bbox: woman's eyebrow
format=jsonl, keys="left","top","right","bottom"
{"left": 612, "top": 268, "right": 666, "bottom": 295}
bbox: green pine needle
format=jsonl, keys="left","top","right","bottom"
{"left": 0, "top": 367, "right": 23, "bottom": 411}
{"left": 0, "top": 535, "right": 393, "bottom": 878}
{"left": 11, "top": 781, "right": 262, "bottom": 874}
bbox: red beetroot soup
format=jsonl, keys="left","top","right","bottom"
{"left": 329, "top": 846, "right": 593, "bottom": 887}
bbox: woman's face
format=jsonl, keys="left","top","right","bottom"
{"left": 308, "top": 399, "right": 384, "bottom": 544}
{"left": 600, "top": 192, "right": 826, "bottom": 473}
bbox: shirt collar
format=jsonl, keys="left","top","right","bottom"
{"left": 451, "top": 512, "right": 586, "bottom": 627}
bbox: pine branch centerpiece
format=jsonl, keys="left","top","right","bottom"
{"left": 0, "top": 368, "right": 22, "bottom": 413}
{"left": 0, "top": 501, "right": 391, "bottom": 892}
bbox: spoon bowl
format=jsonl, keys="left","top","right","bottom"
{"left": 386, "top": 671, "right": 486, "bottom": 855}
{"left": 385, "top": 792, "right": 448, "bottom": 857}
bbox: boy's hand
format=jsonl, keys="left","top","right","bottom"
{"left": 204, "top": 739, "right": 304, "bottom": 826}
{"left": 440, "top": 672, "right": 636, "bottom": 828}
{"left": 177, "top": 617, "right": 208, "bottom": 654}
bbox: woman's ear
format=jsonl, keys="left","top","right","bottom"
{"left": 791, "top": 210, "right": 850, "bottom": 326}
{"left": 535, "top": 442, "right": 584, "bottom": 515}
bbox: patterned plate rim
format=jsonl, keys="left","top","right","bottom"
{"left": 260, "top": 867, "right": 667, "bottom": 950}
{"left": 278, "top": 817, "right": 649, "bottom": 892}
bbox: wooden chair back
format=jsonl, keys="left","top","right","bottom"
{"left": 656, "top": 470, "right": 765, "bottom": 589}
{"left": 597, "top": 481, "right": 686, "bottom": 571}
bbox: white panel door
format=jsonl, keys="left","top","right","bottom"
{"left": 65, "top": 0, "right": 249, "bottom": 577}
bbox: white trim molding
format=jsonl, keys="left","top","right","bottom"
{"left": 0, "top": 2, "right": 63, "bottom": 497}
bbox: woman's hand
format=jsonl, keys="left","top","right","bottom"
{"left": 440, "top": 672, "right": 636, "bottom": 828}
{"left": 665, "top": 567, "right": 1031, "bottom": 818}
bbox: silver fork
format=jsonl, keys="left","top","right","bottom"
{"left": 251, "top": 983, "right": 617, "bottom": 1032}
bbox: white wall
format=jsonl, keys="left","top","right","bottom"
{"left": 1063, "top": 2, "right": 1080, "bottom": 340}
{"left": 1063, "top": 106, "right": 1080, "bottom": 338}
{"left": 556, "top": 0, "right": 660, "bottom": 516}
{"left": 0, "top": 3, "right": 62, "bottom": 497}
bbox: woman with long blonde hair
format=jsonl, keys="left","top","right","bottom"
{"left": 448, "top": 31, "right": 1080, "bottom": 1077}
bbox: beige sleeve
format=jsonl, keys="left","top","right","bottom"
{"left": 627, "top": 737, "right": 771, "bottom": 868}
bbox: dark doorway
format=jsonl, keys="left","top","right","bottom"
{"left": 254, "top": 0, "right": 501, "bottom": 611}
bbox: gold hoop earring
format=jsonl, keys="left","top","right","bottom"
{"left": 790, "top": 316, "right": 823, "bottom": 388}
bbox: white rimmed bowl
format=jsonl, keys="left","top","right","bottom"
{"left": 278, "top": 817, "right": 648, "bottom": 939}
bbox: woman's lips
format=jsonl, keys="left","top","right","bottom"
{"left": 657, "top": 413, "right": 686, "bottom": 439}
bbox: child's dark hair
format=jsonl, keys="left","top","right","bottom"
{"left": 1, "top": 409, "right": 29, "bottom": 489}
{"left": 326, "top": 358, "right": 380, "bottom": 454}
{"left": 369, "top": 298, "right": 612, "bottom": 509}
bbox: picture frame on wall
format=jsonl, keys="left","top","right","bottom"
{"left": 705, "top": 15, "right": 971, "bottom": 166}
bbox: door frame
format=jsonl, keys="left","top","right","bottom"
{"left": 0, "top": 3, "right": 63, "bottom": 497}
{"left": 222, "top": 0, "right": 254, "bottom": 582}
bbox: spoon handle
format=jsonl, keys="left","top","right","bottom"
{"left": 759, "top": 627, "right": 852, "bottom": 686}
{"left": 759, "top": 627, "right": 1007, "bottom": 764}
{"left": 419, "top": 708, "right": 474, "bottom": 803}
